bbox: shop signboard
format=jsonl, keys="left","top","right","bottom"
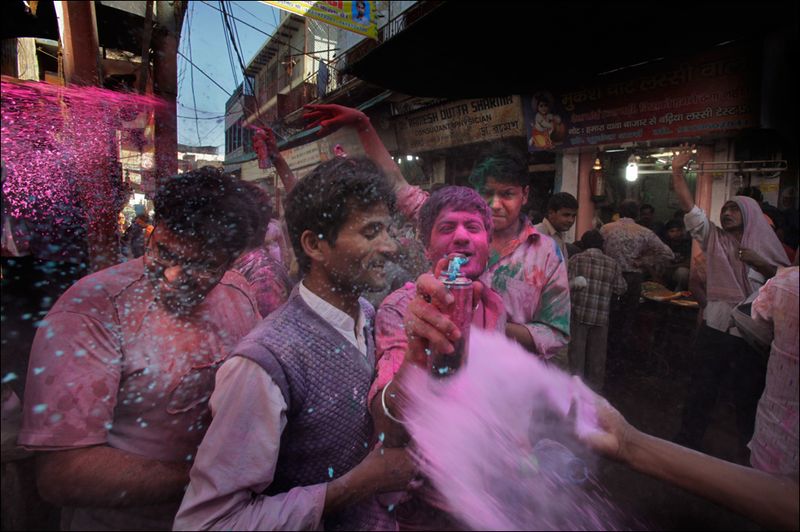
{"left": 280, "top": 138, "right": 330, "bottom": 179}
{"left": 261, "top": 1, "right": 378, "bottom": 40}
{"left": 524, "top": 45, "right": 759, "bottom": 151}
{"left": 394, "top": 96, "right": 524, "bottom": 153}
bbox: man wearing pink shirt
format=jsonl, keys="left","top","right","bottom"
{"left": 18, "top": 168, "right": 261, "bottom": 531}
{"left": 368, "top": 186, "right": 506, "bottom": 445}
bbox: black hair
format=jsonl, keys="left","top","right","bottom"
{"left": 284, "top": 157, "right": 395, "bottom": 274}
{"left": 663, "top": 219, "right": 684, "bottom": 232}
{"left": 417, "top": 186, "right": 493, "bottom": 247}
{"left": 469, "top": 145, "right": 528, "bottom": 189}
{"left": 579, "top": 229, "right": 604, "bottom": 250}
{"left": 640, "top": 203, "right": 655, "bottom": 214}
{"left": 153, "top": 166, "right": 253, "bottom": 260}
{"left": 546, "top": 192, "right": 578, "bottom": 213}
{"left": 619, "top": 200, "right": 640, "bottom": 220}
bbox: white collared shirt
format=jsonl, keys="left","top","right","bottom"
{"left": 298, "top": 280, "right": 368, "bottom": 356}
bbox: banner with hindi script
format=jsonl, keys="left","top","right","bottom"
{"left": 523, "top": 44, "right": 760, "bottom": 151}
{"left": 261, "top": 1, "right": 377, "bottom": 40}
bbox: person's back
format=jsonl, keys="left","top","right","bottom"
{"left": 569, "top": 248, "right": 626, "bottom": 327}
{"left": 567, "top": 230, "right": 626, "bottom": 390}
{"left": 601, "top": 215, "right": 673, "bottom": 273}
{"left": 232, "top": 247, "right": 292, "bottom": 317}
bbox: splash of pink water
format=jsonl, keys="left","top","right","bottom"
{"left": 1, "top": 78, "right": 166, "bottom": 234}
{"left": 401, "top": 328, "right": 626, "bottom": 530}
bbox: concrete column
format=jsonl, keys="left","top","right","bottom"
{"left": 153, "top": 1, "right": 185, "bottom": 188}
{"left": 61, "top": 1, "right": 120, "bottom": 271}
{"left": 575, "top": 151, "right": 596, "bottom": 241}
{"left": 61, "top": 0, "right": 100, "bottom": 86}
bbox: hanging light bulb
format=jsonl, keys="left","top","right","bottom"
{"left": 625, "top": 153, "right": 639, "bottom": 182}
{"left": 592, "top": 157, "right": 602, "bottom": 171}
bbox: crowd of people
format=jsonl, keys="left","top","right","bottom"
{"left": 1, "top": 105, "right": 798, "bottom": 531}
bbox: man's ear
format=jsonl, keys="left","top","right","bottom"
{"left": 300, "top": 229, "right": 329, "bottom": 265}
{"left": 522, "top": 185, "right": 530, "bottom": 204}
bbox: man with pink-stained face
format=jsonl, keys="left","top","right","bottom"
{"left": 365, "top": 186, "right": 506, "bottom": 529}
{"left": 367, "top": 187, "right": 506, "bottom": 443}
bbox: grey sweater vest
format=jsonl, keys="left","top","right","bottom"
{"left": 234, "top": 288, "right": 394, "bottom": 531}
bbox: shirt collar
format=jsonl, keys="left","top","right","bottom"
{"left": 540, "top": 217, "right": 564, "bottom": 239}
{"left": 298, "top": 280, "right": 366, "bottom": 350}
{"left": 521, "top": 217, "right": 540, "bottom": 242}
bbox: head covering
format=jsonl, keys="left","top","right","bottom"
{"left": 705, "top": 196, "right": 790, "bottom": 303}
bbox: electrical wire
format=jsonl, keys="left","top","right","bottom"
{"left": 187, "top": 4, "right": 202, "bottom": 145}
{"left": 219, "top": 1, "right": 241, "bottom": 88}
{"left": 175, "top": 49, "right": 233, "bottom": 97}
{"left": 198, "top": 0, "right": 337, "bottom": 63}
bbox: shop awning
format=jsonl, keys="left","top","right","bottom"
{"left": 345, "top": 1, "right": 794, "bottom": 98}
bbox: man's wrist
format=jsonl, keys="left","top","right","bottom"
{"left": 355, "top": 115, "right": 372, "bottom": 133}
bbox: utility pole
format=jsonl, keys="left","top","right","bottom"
{"left": 61, "top": 0, "right": 101, "bottom": 86}
{"left": 152, "top": 1, "right": 186, "bottom": 189}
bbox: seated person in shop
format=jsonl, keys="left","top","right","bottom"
{"left": 300, "top": 103, "right": 570, "bottom": 361}
{"left": 659, "top": 219, "right": 692, "bottom": 291}
{"left": 637, "top": 203, "right": 663, "bottom": 235}
{"left": 18, "top": 168, "right": 261, "bottom": 531}
{"left": 174, "top": 158, "right": 415, "bottom": 531}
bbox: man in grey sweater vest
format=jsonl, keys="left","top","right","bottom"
{"left": 175, "top": 158, "right": 416, "bottom": 531}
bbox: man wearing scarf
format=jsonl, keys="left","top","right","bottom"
{"left": 669, "top": 145, "right": 790, "bottom": 455}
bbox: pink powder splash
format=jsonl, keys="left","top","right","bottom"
{"left": 401, "top": 328, "right": 628, "bottom": 530}
{"left": 1, "top": 78, "right": 166, "bottom": 234}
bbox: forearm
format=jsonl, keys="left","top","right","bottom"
{"left": 370, "top": 390, "right": 410, "bottom": 449}
{"left": 272, "top": 154, "right": 298, "bottom": 194}
{"left": 324, "top": 468, "right": 375, "bottom": 515}
{"left": 36, "top": 445, "right": 190, "bottom": 507}
{"left": 671, "top": 168, "right": 695, "bottom": 212}
{"left": 505, "top": 322, "right": 536, "bottom": 352}
{"left": 523, "top": 321, "right": 569, "bottom": 358}
{"left": 752, "top": 262, "right": 778, "bottom": 280}
{"left": 354, "top": 117, "right": 408, "bottom": 193}
{"left": 323, "top": 444, "right": 412, "bottom": 515}
{"left": 624, "top": 429, "right": 800, "bottom": 530}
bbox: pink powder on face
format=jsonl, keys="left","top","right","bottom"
{"left": 1, "top": 79, "right": 166, "bottom": 235}
{"left": 401, "top": 328, "right": 626, "bottom": 530}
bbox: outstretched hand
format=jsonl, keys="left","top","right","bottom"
{"left": 251, "top": 126, "right": 278, "bottom": 168}
{"left": 572, "top": 380, "right": 631, "bottom": 462}
{"left": 672, "top": 143, "right": 695, "bottom": 171}
{"left": 303, "top": 103, "right": 368, "bottom": 136}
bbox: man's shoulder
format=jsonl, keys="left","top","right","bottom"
{"left": 51, "top": 259, "right": 145, "bottom": 314}
{"left": 379, "top": 282, "right": 415, "bottom": 312}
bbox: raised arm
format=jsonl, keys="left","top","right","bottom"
{"left": 252, "top": 126, "right": 297, "bottom": 193}
{"left": 671, "top": 144, "right": 696, "bottom": 213}
{"left": 303, "top": 104, "right": 409, "bottom": 193}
